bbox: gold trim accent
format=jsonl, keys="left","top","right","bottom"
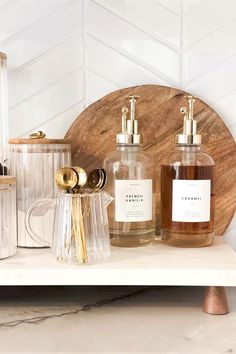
{"left": 175, "top": 134, "right": 202, "bottom": 145}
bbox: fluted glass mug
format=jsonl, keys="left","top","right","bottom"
{"left": 26, "top": 190, "right": 112, "bottom": 264}
{"left": 9, "top": 134, "right": 71, "bottom": 248}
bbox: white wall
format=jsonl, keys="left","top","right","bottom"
{"left": 1, "top": 0, "right": 235, "bottom": 244}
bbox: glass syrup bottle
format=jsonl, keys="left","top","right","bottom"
{"left": 104, "top": 95, "right": 156, "bottom": 247}
{"left": 161, "top": 95, "right": 215, "bottom": 247}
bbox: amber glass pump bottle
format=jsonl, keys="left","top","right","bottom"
{"left": 161, "top": 95, "right": 215, "bottom": 247}
{"left": 104, "top": 95, "right": 155, "bottom": 247}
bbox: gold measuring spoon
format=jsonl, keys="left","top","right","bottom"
{"left": 55, "top": 167, "right": 87, "bottom": 192}
{"left": 87, "top": 168, "right": 107, "bottom": 192}
{"left": 71, "top": 166, "right": 87, "bottom": 191}
{"left": 55, "top": 167, "right": 79, "bottom": 192}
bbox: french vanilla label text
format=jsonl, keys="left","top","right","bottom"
{"left": 115, "top": 180, "right": 152, "bottom": 222}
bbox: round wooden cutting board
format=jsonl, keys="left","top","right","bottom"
{"left": 65, "top": 85, "right": 236, "bottom": 236}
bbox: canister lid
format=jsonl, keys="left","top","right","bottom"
{"left": 9, "top": 131, "right": 70, "bottom": 145}
{"left": 0, "top": 176, "right": 16, "bottom": 184}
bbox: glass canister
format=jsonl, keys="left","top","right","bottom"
{"left": 9, "top": 132, "right": 71, "bottom": 248}
{"left": 0, "top": 176, "right": 17, "bottom": 259}
{"left": 0, "top": 52, "right": 9, "bottom": 174}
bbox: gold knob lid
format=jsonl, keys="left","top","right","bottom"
{"left": 9, "top": 130, "right": 70, "bottom": 144}
{"left": 29, "top": 131, "right": 46, "bottom": 139}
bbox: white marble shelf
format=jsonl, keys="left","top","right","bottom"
{"left": 0, "top": 237, "right": 236, "bottom": 286}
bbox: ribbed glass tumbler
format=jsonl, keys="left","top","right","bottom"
{"left": 52, "top": 191, "right": 112, "bottom": 264}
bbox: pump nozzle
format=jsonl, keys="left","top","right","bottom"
{"left": 126, "top": 95, "right": 140, "bottom": 120}
{"left": 121, "top": 106, "right": 128, "bottom": 133}
{"left": 116, "top": 95, "right": 141, "bottom": 144}
{"left": 176, "top": 95, "right": 202, "bottom": 145}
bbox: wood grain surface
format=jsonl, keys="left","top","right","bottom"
{"left": 65, "top": 85, "right": 236, "bottom": 236}
{"left": 8, "top": 138, "right": 70, "bottom": 145}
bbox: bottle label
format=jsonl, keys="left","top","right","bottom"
{"left": 115, "top": 179, "right": 152, "bottom": 222}
{"left": 172, "top": 180, "right": 211, "bottom": 222}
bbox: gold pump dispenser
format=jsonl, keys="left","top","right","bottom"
{"left": 104, "top": 93, "right": 156, "bottom": 247}
{"left": 175, "top": 95, "right": 202, "bottom": 145}
{"left": 116, "top": 95, "right": 141, "bottom": 144}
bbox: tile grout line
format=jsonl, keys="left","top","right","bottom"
{"left": 87, "top": 33, "right": 179, "bottom": 87}
{"left": 21, "top": 99, "right": 85, "bottom": 137}
{"left": 9, "top": 31, "right": 83, "bottom": 77}
{"left": 185, "top": 18, "right": 236, "bottom": 52}
{"left": 152, "top": 0, "right": 182, "bottom": 18}
{"left": 91, "top": 0, "right": 181, "bottom": 54}
{"left": 184, "top": 53, "right": 236, "bottom": 88}
{"left": 0, "top": 0, "right": 78, "bottom": 46}
{"left": 210, "top": 88, "right": 236, "bottom": 104}
{"left": 9, "top": 66, "right": 84, "bottom": 110}
{"left": 183, "top": 0, "right": 207, "bottom": 16}
{"left": 87, "top": 66, "right": 121, "bottom": 89}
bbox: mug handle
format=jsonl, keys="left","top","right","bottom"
{"left": 102, "top": 191, "right": 114, "bottom": 207}
{"left": 25, "top": 198, "right": 56, "bottom": 246}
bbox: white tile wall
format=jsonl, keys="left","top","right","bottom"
{"left": 0, "top": 0, "right": 235, "bottom": 245}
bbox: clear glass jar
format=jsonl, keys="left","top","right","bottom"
{"left": 9, "top": 137, "right": 71, "bottom": 248}
{"left": 104, "top": 144, "right": 156, "bottom": 247}
{"left": 0, "top": 52, "right": 8, "bottom": 174}
{"left": 0, "top": 176, "right": 17, "bottom": 259}
{"left": 161, "top": 145, "right": 215, "bottom": 247}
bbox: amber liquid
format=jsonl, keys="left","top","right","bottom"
{"left": 161, "top": 165, "right": 215, "bottom": 247}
